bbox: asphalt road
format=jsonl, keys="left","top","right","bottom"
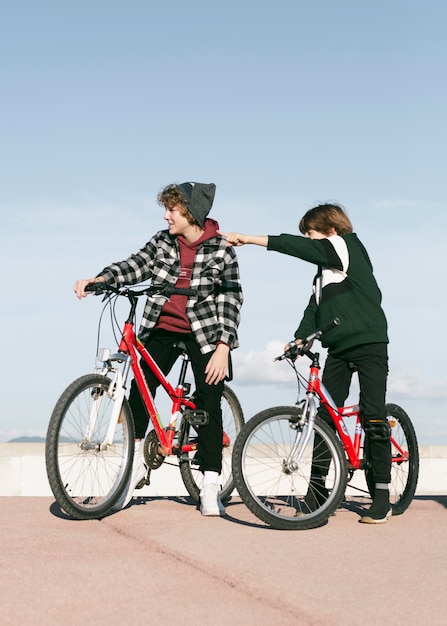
{"left": 1, "top": 495, "right": 446, "bottom": 626}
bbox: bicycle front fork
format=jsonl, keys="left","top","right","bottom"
{"left": 283, "top": 396, "right": 318, "bottom": 473}
{"left": 85, "top": 351, "right": 132, "bottom": 450}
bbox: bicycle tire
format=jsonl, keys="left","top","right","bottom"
{"left": 179, "top": 384, "right": 244, "bottom": 503}
{"left": 232, "top": 406, "right": 348, "bottom": 530}
{"left": 45, "top": 373, "right": 135, "bottom": 520}
{"left": 365, "top": 403, "right": 419, "bottom": 516}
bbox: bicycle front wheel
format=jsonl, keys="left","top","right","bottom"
{"left": 365, "top": 403, "right": 419, "bottom": 515}
{"left": 45, "top": 374, "right": 135, "bottom": 520}
{"left": 179, "top": 384, "right": 244, "bottom": 503}
{"left": 232, "top": 407, "right": 348, "bottom": 530}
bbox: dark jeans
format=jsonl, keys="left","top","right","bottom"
{"left": 316, "top": 343, "right": 391, "bottom": 484}
{"left": 128, "top": 329, "right": 224, "bottom": 474}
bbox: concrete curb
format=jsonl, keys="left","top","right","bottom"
{"left": 1, "top": 443, "right": 446, "bottom": 496}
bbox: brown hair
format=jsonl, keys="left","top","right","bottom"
{"left": 157, "top": 184, "right": 198, "bottom": 227}
{"left": 299, "top": 203, "right": 353, "bottom": 236}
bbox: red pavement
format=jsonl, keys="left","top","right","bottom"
{"left": 1, "top": 495, "right": 446, "bottom": 626}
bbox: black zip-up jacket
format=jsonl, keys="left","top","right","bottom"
{"left": 267, "top": 232, "right": 388, "bottom": 354}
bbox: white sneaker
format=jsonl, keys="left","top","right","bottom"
{"left": 112, "top": 455, "right": 148, "bottom": 512}
{"left": 200, "top": 483, "right": 225, "bottom": 516}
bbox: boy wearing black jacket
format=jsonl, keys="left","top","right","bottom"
{"left": 220, "top": 203, "right": 392, "bottom": 524}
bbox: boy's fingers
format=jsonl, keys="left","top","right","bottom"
{"left": 217, "top": 230, "right": 236, "bottom": 247}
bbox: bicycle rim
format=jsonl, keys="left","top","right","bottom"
{"left": 45, "top": 374, "right": 134, "bottom": 519}
{"left": 232, "top": 407, "right": 347, "bottom": 530}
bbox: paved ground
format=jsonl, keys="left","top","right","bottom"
{"left": 1, "top": 494, "right": 446, "bottom": 626}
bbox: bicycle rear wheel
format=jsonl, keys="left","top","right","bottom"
{"left": 45, "top": 374, "right": 135, "bottom": 520}
{"left": 179, "top": 385, "right": 244, "bottom": 503}
{"left": 232, "top": 406, "right": 348, "bottom": 530}
{"left": 365, "top": 403, "right": 419, "bottom": 515}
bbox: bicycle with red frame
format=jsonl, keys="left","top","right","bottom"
{"left": 46, "top": 282, "right": 244, "bottom": 520}
{"left": 231, "top": 319, "right": 419, "bottom": 530}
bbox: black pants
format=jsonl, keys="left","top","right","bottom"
{"left": 317, "top": 343, "right": 391, "bottom": 484}
{"left": 128, "top": 329, "right": 224, "bottom": 474}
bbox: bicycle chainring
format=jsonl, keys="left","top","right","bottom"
{"left": 143, "top": 430, "right": 165, "bottom": 470}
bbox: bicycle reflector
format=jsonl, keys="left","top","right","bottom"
{"left": 98, "top": 348, "right": 111, "bottom": 361}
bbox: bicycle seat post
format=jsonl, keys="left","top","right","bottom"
{"left": 174, "top": 342, "right": 191, "bottom": 395}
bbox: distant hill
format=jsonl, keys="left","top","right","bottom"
{"left": 8, "top": 436, "right": 46, "bottom": 443}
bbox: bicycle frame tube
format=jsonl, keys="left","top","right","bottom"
{"left": 305, "top": 363, "right": 363, "bottom": 470}
{"left": 118, "top": 323, "right": 196, "bottom": 453}
{"left": 309, "top": 374, "right": 408, "bottom": 468}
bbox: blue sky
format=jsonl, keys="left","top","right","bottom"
{"left": 1, "top": 1, "right": 446, "bottom": 443}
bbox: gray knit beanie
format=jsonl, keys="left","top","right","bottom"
{"left": 177, "top": 182, "right": 216, "bottom": 227}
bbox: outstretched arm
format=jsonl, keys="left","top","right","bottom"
{"left": 218, "top": 231, "right": 268, "bottom": 247}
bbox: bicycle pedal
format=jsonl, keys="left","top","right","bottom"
{"left": 135, "top": 471, "right": 151, "bottom": 489}
{"left": 186, "top": 409, "right": 209, "bottom": 426}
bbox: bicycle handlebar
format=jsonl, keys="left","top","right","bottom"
{"left": 274, "top": 317, "right": 340, "bottom": 361}
{"left": 308, "top": 317, "right": 340, "bottom": 343}
{"left": 85, "top": 282, "right": 197, "bottom": 298}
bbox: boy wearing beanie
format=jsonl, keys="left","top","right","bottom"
{"left": 75, "top": 182, "right": 243, "bottom": 516}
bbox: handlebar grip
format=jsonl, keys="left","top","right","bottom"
{"left": 164, "top": 286, "right": 197, "bottom": 297}
{"left": 146, "top": 285, "right": 197, "bottom": 298}
{"left": 84, "top": 283, "right": 197, "bottom": 297}
{"left": 85, "top": 282, "right": 106, "bottom": 293}
{"left": 317, "top": 317, "right": 340, "bottom": 336}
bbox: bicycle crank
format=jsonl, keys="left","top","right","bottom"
{"left": 143, "top": 430, "right": 166, "bottom": 470}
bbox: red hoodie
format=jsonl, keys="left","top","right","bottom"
{"left": 156, "top": 219, "right": 220, "bottom": 334}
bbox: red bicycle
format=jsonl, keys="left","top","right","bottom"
{"left": 45, "top": 283, "right": 244, "bottom": 520}
{"left": 232, "top": 319, "right": 419, "bottom": 530}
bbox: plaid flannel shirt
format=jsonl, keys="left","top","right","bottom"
{"left": 98, "top": 229, "right": 243, "bottom": 354}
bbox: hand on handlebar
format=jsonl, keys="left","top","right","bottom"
{"left": 274, "top": 320, "right": 340, "bottom": 362}
{"left": 284, "top": 339, "right": 314, "bottom": 360}
{"left": 274, "top": 338, "right": 314, "bottom": 362}
{"left": 283, "top": 340, "right": 300, "bottom": 360}
{"left": 274, "top": 340, "right": 300, "bottom": 362}
{"left": 73, "top": 277, "right": 104, "bottom": 299}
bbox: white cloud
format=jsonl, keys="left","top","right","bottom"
{"left": 233, "top": 340, "right": 297, "bottom": 386}
{"left": 388, "top": 363, "right": 447, "bottom": 400}
{"left": 233, "top": 341, "right": 447, "bottom": 403}
{"left": 233, "top": 340, "right": 329, "bottom": 388}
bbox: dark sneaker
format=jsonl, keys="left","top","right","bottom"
{"left": 361, "top": 491, "right": 392, "bottom": 524}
